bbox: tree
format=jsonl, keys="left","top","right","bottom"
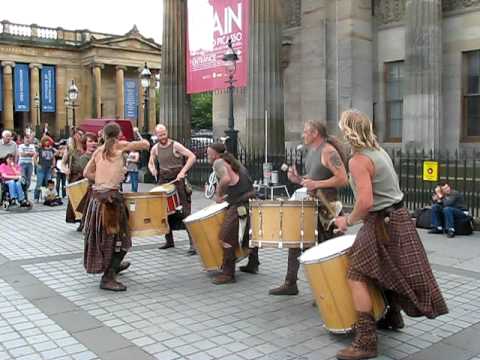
{"left": 191, "top": 92, "right": 212, "bottom": 130}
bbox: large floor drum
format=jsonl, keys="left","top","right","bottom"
{"left": 299, "top": 234, "right": 386, "bottom": 333}
{"left": 123, "top": 192, "right": 169, "bottom": 237}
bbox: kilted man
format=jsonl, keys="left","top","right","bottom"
{"left": 212, "top": 152, "right": 256, "bottom": 285}
{"left": 334, "top": 109, "right": 448, "bottom": 360}
{"left": 148, "top": 124, "right": 197, "bottom": 254}
{"left": 83, "top": 123, "right": 150, "bottom": 291}
{"left": 207, "top": 143, "right": 260, "bottom": 275}
{"left": 270, "top": 120, "right": 348, "bottom": 296}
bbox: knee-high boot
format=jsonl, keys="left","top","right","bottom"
{"left": 269, "top": 248, "right": 300, "bottom": 295}
{"left": 336, "top": 312, "right": 377, "bottom": 360}
{"left": 100, "top": 252, "right": 127, "bottom": 291}
{"left": 240, "top": 247, "right": 260, "bottom": 274}
{"left": 377, "top": 290, "right": 404, "bottom": 330}
{"left": 212, "top": 247, "right": 236, "bottom": 285}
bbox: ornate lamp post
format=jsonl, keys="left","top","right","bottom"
{"left": 222, "top": 38, "right": 239, "bottom": 157}
{"left": 140, "top": 62, "right": 152, "bottom": 134}
{"left": 33, "top": 93, "right": 41, "bottom": 138}
{"left": 64, "top": 95, "right": 70, "bottom": 137}
{"left": 68, "top": 80, "right": 79, "bottom": 128}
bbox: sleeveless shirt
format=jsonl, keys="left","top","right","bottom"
{"left": 225, "top": 166, "right": 253, "bottom": 206}
{"left": 350, "top": 147, "right": 403, "bottom": 212}
{"left": 304, "top": 142, "right": 337, "bottom": 200}
{"left": 155, "top": 141, "right": 184, "bottom": 177}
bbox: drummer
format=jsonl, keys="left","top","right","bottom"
{"left": 211, "top": 151, "right": 256, "bottom": 284}
{"left": 83, "top": 123, "right": 150, "bottom": 291}
{"left": 270, "top": 120, "right": 348, "bottom": 296}
{"left": 207, "top": 143, "right": 260, "bottom": 275}
{"left": 148, "top": 124, "right": 197, "bottom": 255}
{"left": 334, "top": 110, "right": 447, "bottom": 360}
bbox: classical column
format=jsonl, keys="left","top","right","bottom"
{"left": 403, "top": 0, "right": 442, "bottom": 152}
{"left": 29, "top": 63, "right": 42, "bottom": 129}
{"left": 160, "top": 0, "right": 191, "bottom": 141}
{"left": 1, "top": 61, "right": 15, "bottom": 130}
{"left": 246, "top": 0, "right": 284, "bottom": 156}
{"left": 115, "top": 66, "right": 126, "bottom": 119}
{"left": 92, "top": 64, "right": 103, "bottom": 118}
{"left": 56, "top": 66, "right": 67, "bottom": 136}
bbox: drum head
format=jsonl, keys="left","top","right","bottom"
{"left": 184, "top": 202, "right": 228, "bottom": 223}
{"left": 67, "top": 178, "right": 89, "bottom": 187}
{"left": 299, "top": 234, "right": 357, "bottom": 264}
{"left": 150, "top": 184, "right": 176, "bottom": 193}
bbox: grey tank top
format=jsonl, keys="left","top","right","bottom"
{"left": 155, "top": 141, "right": 184, "bottom": 172}
{"left": 304, "top": 143, "right": 337, "bottom": 200}
{"left": 350, "top": 148, "right": 403, "bottom": 212}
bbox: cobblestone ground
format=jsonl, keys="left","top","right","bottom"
{"left": 1, "top": 185, "right": 480, "bottom": 360}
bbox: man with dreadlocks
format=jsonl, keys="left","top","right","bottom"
{"left": 83, "top": 123, "right": 150, "bottom": 291}
{"left": 334, "top": 109, "right": 447, "bottom": 360}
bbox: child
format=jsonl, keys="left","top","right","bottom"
{"left": 43, "top": 179, "right": 63, "bottom": 206}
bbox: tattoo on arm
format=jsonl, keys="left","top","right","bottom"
{"left": 329, "top": 151, "right": 343, "bottom": 169}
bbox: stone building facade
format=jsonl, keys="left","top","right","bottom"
{"left": 0, "top": 21, "right": 161, "bottom": 138}
{"left": 209, "top": 0, "right": 480, "bottom": 153}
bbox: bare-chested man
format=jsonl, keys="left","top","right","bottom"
{"left": 148, "top": 124, "right": 197, "bottom": 254}
{"left": 83, "top": 123, "right": 149, "bottom": 291}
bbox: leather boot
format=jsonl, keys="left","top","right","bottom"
{"left": 240, "top": 247, "right": 260, "bottom": 274}
{"left": 269, "top": 248, "right": 300, "bottom": 295}
{"left": 100, "top": 268, "right": 127, "bottom": 292}
{"left": 213, "top": 247, "right": 236, "bottom": 285}
{"left": 113, "top": 251, "right": 130, "bottom": 274}
{"left": 377, "top": 291, "right": 404, "bottom": 330}
{"left": 336, "top": 312, "right": 377, "bottom": 360}
{"left": 269, "top": 280, "right": 299, "bottom": 295}
{"left": 159, "top": 232, "right": 175, "bottom": 249}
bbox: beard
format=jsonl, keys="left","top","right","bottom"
{"left": 159, "top": 138, "right": 168, "bottom": 145}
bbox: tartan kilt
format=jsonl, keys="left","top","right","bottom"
{"left": 83, "top": 190, "right": 131, "bottom": 274}
{"left": 347, "top": 207, "right": 448, "bottom": 319}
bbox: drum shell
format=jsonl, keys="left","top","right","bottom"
{"left": 123, "top": 192, "right": 169, "bottom": 237}
{"left": 184, "top": 205, "right": 248, "bottom": 270}
{"left": 66, "top": 179, "right": 89, "bottom": 220}
{"left": 249, "top": 200, "right": 317, "bottom": 248}
{"left": 301, "top": 248, "right": 386, "bottom": 333}
{"left": 150, "top": 184, "right": 180, "bottom": 215}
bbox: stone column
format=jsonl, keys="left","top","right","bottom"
{"left": 115, "top": 66, "right": 126, "bottom": 119}
{"left": 246, "top": 0, "right": 284, "bottom": 156}
{"left": 92, "top": 64, "right": 103, "bottom": 118}
{"left": 56, "top": 66, "right": 67, "bottom": 136}
{"left": 403, "top": 0, "right": 442, "bottom": 152}
{"left": 160, "top": 0, "right": 191, "bottom": 141}
{"left": 29, "top": 63, "right": 42, "bottom": 129}
{"left": 1, "top": 61, "right": 15, "bottom": 130}
{"left": 149, "top": 77, "right": 156, "bottom": 131}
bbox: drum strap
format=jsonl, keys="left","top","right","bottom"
{"left": 238, "top": 217, "right": 248, "bottom": 247}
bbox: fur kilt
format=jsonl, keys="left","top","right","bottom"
{"left": 347, "top": 207, "right": 448, "bottom": 319}
{"left": 83, "top": 190, "right": 131, "bottom": 274}
{"left": 219, "top": 205, "right": 250, "bottom": 249}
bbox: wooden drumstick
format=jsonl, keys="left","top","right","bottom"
{"left": 313, "top": 187, "right": 337, "bottom": 219}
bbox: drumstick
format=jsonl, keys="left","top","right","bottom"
{"left": 167, "top": 179, "right": 179, "bottom": 185}
{"left": 313, "top": 186, "right": 337, "bottom": 219}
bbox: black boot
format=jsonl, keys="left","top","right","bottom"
{"left": 159, "top": 232, "right": 175, "bottom": 249}
{"left": 377, "top": 291, "right": 404, "bottom": 331}
{"left": 240, "top": 248, "right": 260, "bottom": 274}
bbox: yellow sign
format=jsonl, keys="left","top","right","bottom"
{"left": 423, "top": 161, "right": 438, "bottom": 182}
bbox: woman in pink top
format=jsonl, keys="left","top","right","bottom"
{"left": 0, "top": 154, "right": 30, "bottom": 207}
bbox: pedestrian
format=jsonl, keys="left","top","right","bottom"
{"left": 17, "top": 133, "right": 36, "bottom": 199}
{"left": 34, "top": 136, "right": 55, "bottom": 203}
{"left": 126, "top": 150, "right": 140, "bottom": 192}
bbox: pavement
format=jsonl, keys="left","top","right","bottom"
{"left": 0, "top": 183, "right": 480, "bottom": 360}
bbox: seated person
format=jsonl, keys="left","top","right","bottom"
{"left": 43, "top": 179, "right": 63, "bottom": 207}
{"left": 430, "top": 181, "right": 468, "bottom": 238}
{"left": 0, "top": 154, "right": 30, "bottom": 207}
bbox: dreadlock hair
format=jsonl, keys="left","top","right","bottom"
{"left": 219, "top": 152, "right": 240, "bottom": 174}
{"left": 339, "top": 109, "right": 380, "bottom": 151}
{"left": 304, "top": 120, "right": 348, "bottom": 167}
{"left": 102, "top": 123, "right": 120, "bottom": 160}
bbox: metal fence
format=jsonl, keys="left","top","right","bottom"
{"left": 186, "top": 141, "right": 480, "bottom": 218}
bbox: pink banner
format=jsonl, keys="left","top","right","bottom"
{"left": 187, "top": 0, "right": 249, "bottom": 94}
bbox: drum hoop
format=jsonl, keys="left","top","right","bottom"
{"left": 124, "top": 192, "right": 168, "bottom": 199}
{"left": 299, "top": 248, "right": 350, "bottom": 265}
{"left": 183, "top": 207, "right": 226, "bottom": 224}
{"left": 66, "top": 179, "right": 89, "bottom": 188}
{"left": 250, "top": 201, "right": 317, "bottom": 208}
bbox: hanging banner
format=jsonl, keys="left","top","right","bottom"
{"left": 124, "top": 79, "right": 138, "bottom": 120}
{"left": 41, "top": 66, "right": 56, "bottom": 112}
{"left": 0, "top": 67, "right": 3, "bottom": 112}
{"left": 14, "top": 63, "right": 30, "bottom": 112}
{"left": 186, "top": 0, "right": 249, "bottom": 94}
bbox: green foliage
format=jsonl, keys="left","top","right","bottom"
{"left": 191, "top": 92, "right": 212, "bottom": 130}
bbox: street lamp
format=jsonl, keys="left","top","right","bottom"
{"left": 64, "top": 95, "right": 70, "bottom": 137}
{"left": 222, "top": 38, "right": 239, "bottom": 157}
{"left": 68, "top": 80, "right": 79, "bottom": 128}
{"left": 140, "top": 62, "right": 152, "bottom": 134}
{"left": 33, "top": 93, "right": 41, "bottom": 138}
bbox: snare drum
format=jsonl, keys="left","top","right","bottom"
{"left": 184, "top": 202, "right": 248, "bottom": 271}
{"left": 123, "top": 192, "right": 169, "bottom": 237}
{"left": 66, "top": 179, "right": 89, "bottom": 220}
{"left": 299, "top": 235, "right": 386, "bottom": 333}
{"left": 249, "top": 199, "right": 318, "bottom": 249}
{"left": 150, "top": 184, "right": 181, "bottom": 215}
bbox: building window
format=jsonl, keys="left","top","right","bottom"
{"left": 463, "top": 50, "right": 480, "bottom": 140}
{"left": 385, "top": 61, "right": 404, "bottom": 141}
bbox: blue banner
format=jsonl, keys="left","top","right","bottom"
{"left": 41, "top": 66, "right": 56, "bottom": 112}
{"left": 14, "top": 63, "right": 30, "bottom": 112}
{"left": 0, "top": 67, "right": 3, "bottom": 112}
{"left": 124, "top": 79, "right": 138, "bottom": 120}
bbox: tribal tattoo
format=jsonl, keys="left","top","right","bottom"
{"left": 329, "top": 151, "right": 343, "bottom": 169}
